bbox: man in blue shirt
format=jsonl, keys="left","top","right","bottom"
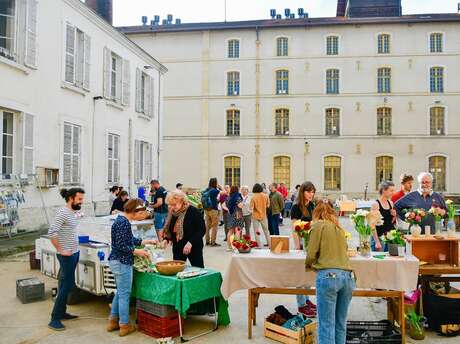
{"left": 204, "top": 178, "right": 222, "bottom": 246}
{"left": 395, "top": 172, "right": 447, "bottom": 234}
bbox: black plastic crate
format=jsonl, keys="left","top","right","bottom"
{"left": 346, "top": 320, "right": 402, "bottom": 344}
{"left": 136, "top": 299, "right": 176, "bottom": 317}
{"left": 16, "top": 278, "right": 45, "bottom": 304}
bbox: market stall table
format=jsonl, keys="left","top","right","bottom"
{"left": 221, "top": 249, "right": 419, "bottom": 343}
{"left": 132, "top": 268, "right": 230, "bottom": 341}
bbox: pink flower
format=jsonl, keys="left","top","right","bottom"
{"left": 415, "top": 216, "right": 421, "bottom": 222}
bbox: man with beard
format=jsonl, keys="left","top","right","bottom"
{"left": 48, "top": 188, "right": 85, "bottom": 331}
{"left": 395, "top": 172, "right": 446, "bottom": 234}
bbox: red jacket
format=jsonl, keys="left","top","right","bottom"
{"left": 391, "top": 190, "right": 405, "bottom": 204}
{"left": 277, "top": 186, "right": 288, "bottom": 200}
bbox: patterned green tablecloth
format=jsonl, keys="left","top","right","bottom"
{"left": 132, "top": 269, "right": 230, "bottom": 326}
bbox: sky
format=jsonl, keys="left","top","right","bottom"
{"left": 113, "top": 0, "right": 460, "bottom": 26}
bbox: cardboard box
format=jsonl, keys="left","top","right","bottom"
{"left": 271, "top": 236, "right": 290, "bottom": 254}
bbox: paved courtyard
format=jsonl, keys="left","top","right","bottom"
{"left": 0, "top": 218, "right": 458, "bottom": 343}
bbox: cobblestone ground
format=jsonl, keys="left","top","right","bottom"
{"left": 0, "top": 217, "right": 457, "bottom": 343}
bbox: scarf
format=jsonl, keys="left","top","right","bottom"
{"left": 163, "top": 203, "right": 189, "bottom": 242}
{"left": 228, "top": 192, "right": 242, "bottom": 214}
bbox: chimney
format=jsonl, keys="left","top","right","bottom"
{"left": 86, "top": 0, "right": 113, "bottom": 25}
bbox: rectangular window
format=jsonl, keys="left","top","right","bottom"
{"left": 377, "top": 108, "right": 392, "bottom": 135}
{"left": 276, "top": 70, "right": 289, "bottom": 95}
{"left": 1, "top": 111, "right": 13, "bottom": 175}
{"left": 107, "top": 133, "right": 120, "bottom": 184}
{"left": 376, "top": 156, "right": 394, "bottom": 189}
{"left": 63, "top": 122, "right": 81, "bottom": 185}
{"left": 273, "top": 156, "right": 291, "bottom": 189}
{"left": 430, "top": 33, "right": 443, "bottom": 53}
{"left": 0, "top": 0, "right": 16, "bottom": 61}
{"left": 430, "top": 107, "right": 445, "bottom": 135}
{"left": 276, "top": 37, "right": 288, "bottom": 57}
{"left": 326, "top": 36, "right": 339, "bottom": 55}
{"left": 325, "top": 108, "right": 340, "bottom": 136}
{"left": 275, "top": 109, "right": 289, "bottom": 136}
{"left": 228, "top": 39, "right": 239, "bottom": 58}
{"left": 429, "top": 156, "right": 446, "bottom": 191}
{"left": 226, "top": 109, "right": 240, "bottom": 136}
{"left": 134, "top": 140, "right": 152, "bottom": 183}
{"left": 324, "top": 156, "right": 341, "bottom": 191}
{"left": 136, "top": 68, "right": 153, "bottom": 116}
{"left": 224, "top": 156, "right": 241, "bottom": 187}
{"left": 377, "top": 68, "right": 391, "bottom": 93}
{"left": 104, "top": 48, "right": 129, "bottom": 104}
{"left": 326, "top": 69, "right": 339, "bottom": 94}
{"left": 430, "top": 67, "right": 444, "bottom": 93}
{"left": 227, "top": 71, "right": 240, "bottom": 96}
{"left": 64, "top": 23, "right": 90, "bottom": 89}
{"left": 378, "top": 34, "right": 390, "bottom": 54}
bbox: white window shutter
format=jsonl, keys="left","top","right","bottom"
{"left": 135, "top": 68, "right": 142, "bottom": 112}
{"left": 122, "top": 59, "right": 130, "bottom": 106}
{"left": 63, "top": 123, "right": 72, "bottom": 183}
{"left": 75, "top": 31, "right": 84, "bottom": 87}
{"left": 115, "top": 57, "right": 123, "bottom": 103}
{"left": 65, "top": 23, "right": 76, "bottom": 83}
{"left": 134, "top": 140, "right": 140, "bottom": 182}
{"left": 22, "top": 113, "right": 34, "bottom": 175}
{"left": 113, "top": 135, "right": 119, "bottom": 183}
{"left": 83, "top": 33, "right": 91, "bottom": 90}
{"left": 144, "top": 74, "right": 150, "bottom": 115}
{"left": 103, "top": 47, "right": 111, "bottom": 99}
{"left": 25, "top": 0, "right": 38, "bottom": 68}
{"left": 72, "top": 125, "right": 80, "bottom": 184}
{"left": 107, "top": 134, "right": 113, "bottom": 183}
{"left": 145, "top": 143, "right": 153, "bottom": 181}
{"left": 148, "top": 76, "right": 155, "bottom": 118}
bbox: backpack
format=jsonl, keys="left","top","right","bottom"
{"left": 201, "top": 189, "right": 214, "bottom": 210}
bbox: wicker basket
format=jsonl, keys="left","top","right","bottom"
{"left": 156, "top": 261, "right": 186, "bottom": 276}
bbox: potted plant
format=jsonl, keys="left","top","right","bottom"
{"left": 232, "top": 234, "right": 258, "bottom": 253}
{"left": 293, "top": 220, "right": 312, "bottom": 253}
{"left": 382, "top": 229, "right": 405, "bottom": 256}
{"left": 350, "top": 210, "right": 372, "bottom": 257}
{"left": 404, "top": 208, "right": 426, "bottom": 236}
{"left": 406, "top": 309, "right": 427, "bottom": 340}
{"left": 446, "top": 200, "right": 456, "bottom": 237}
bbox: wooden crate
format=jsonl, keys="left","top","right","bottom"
{"left": 264, "top": 320, "right": 316, "bottom": 344}
{"left": 406, "top": 235, "right": 459, "bottom": 266}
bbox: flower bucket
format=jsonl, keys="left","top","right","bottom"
{"left": 359, "top": 234, "right": 371, "bottom": 257}
{"left": 388, "top": 243, "right": 400, "bottom": 256}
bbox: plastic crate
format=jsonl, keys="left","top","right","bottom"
{"left": 137, "top": 309, "right": 182, "bottom": 338}
{"left": 136, "top": 299, "right": 176, "bottom": 317}
{"left": 346, "top": 320, "right": 402, "bottom": 344}
{"left": 16, "top": 278, "right": 45, "bottom": 304}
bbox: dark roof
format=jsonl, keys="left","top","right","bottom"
{"left": 118, "top": 13, "right": 460, "bottom": 35}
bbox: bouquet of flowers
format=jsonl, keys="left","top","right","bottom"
{"left": 382, "top": 229, "right": 405, "bottom": 246}
{"left": 293, "top": 220, "right": 312, "bottom": 239}
{"left": 404, "top": 208, "right": 426, "bottom": 226}
{"left": 446, "top": 200, "right": 456, "bottom": 220}
{"left": 232, "top": 234, "right": 258, "bottom": 253}
{"left": 429, "top": 205, "right": 444, "bottom": 222}
{"left": 350, "top": 209, "right": 372, "bottom": 236}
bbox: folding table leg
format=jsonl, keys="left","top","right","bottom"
{"left": 248, "top": 289, "right": 253, "bottom": 339}
{"left": 180, "top": 297, "right": 219, "bottom": 343}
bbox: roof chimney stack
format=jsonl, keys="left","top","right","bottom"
{"left": 86, "top": 0, "right": 113, "bottom": 25}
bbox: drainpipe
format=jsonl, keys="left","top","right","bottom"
{"left": 157, "top": 74, "right": 162, "bottom": 179}
{"left": 128, "top": 118, "right": 133, "bottom": 195}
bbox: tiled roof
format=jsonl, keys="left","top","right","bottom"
{"left": 118, "top": 13, "right": 460, "bottom": 35}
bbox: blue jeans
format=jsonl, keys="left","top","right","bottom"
{"left": 316, "top": 269, "right": 356, "bottom": 344}
{"left": 268, "top": 213, "right": 280, "bottom": 235}
{"left": 51, "top": 252, "right": 79, "bottom": 321}
{"left": 296, "top": 292, "right": 310, "bottom": 307}
{"left": 371, "top": 236, "right": 388, "bottom": 252}
{"left": 154, "top": 212, "right": 167, "bottom": 230}
{"left": 109, "top": 260, "right": 133, "bottom": 324}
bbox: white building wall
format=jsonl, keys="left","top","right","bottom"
{"left": 0, "top": 0, "right": 165, "bottom": 231}
{"left": 126, "top": 20, "right": 460, "bottom": 197}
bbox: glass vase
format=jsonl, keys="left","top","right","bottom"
{"left": 410, "top": 224, "right": 421, "bottom": 237}
{"left": 447, "top": 219, "right": 456, "bottom": 238}
{"left": 435, "top": 221, "right": 443, "bottom": 235}
{"left": 358, "top": 234, "right": 371, "bottom": 257}
{"left": 303, "top": 237, "right": 309, "bottom": 254}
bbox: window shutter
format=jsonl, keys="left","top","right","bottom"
{"left": 22, "top": 113, "right": 34, "bottom": 175}
{"left": 103, "top": 47, "right": 111, "bottom": 99}
{"left": 65, "top": 23, "right": 76, "bottom": 83}
{"left": 144, "top": 74, "right": 151, "bottom": 116}
{"left": 144, "top": 143, "right": 153, "bottom": 181}
{"left": 72, "top": 125, "right": 80, "bottom": 184}
{"left": 83, "top": 33, "right": 91, "bottom": 90}
{"left": 113, "top": 135, "right": 119, "bottom": 183}
{"left": 63, "top": 123, "right": 72, "bottom": 184}
{"left": 134, "top": 140, "right": 140, "bottom": 182}
{"left": 135, "top": 68, "right": 142, "bottom": 112}
{"left": 75, "top": 31, "right": 84, "bottom": 87}
{"left": 107, "top": 134, "right": 113, "bottom": 183}
{"left": 25, "top": 0, "right": 38, "bottom": 68}
{"left": 122, "top": 59, "right": 130, "bottom": 106}
{"left": 148, "top": 76, "right": 155, "bottom": 118}
{"left": 115, "top": 57, "right": 123, "bottom": 103}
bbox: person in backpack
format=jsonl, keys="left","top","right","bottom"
{"left": 203, "top": 178, "right": 221, "bottom": 246}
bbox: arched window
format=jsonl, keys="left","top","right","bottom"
{"left": 275, "top": 109, "right": 289, "bottom": 136}
{"left": 224, "top": 156, "right": 241, "bottom": 187}
{"left": 227, "top": 71, "right": 240, "bottom": 96}
{"left": 276, "top": 37, "right": 288, "bottom": 56}
{"left": 377, "top": 34, "right": 390, "bottom": 54}
{"left": 227, "top": 39, "right": 240, "bottom": 58}
{"left": 376, "top": 156, "right": 394, "bottom": 189}
{"left": 430, "top": 107, "right": 445, "bottom": 135}
{"left": 326, "top": 35, "right": 339, "bottom": 55}
{"left": 429, "top": 156, "right": 446, "bottom": 191}
{"left": 273, "top": 156, "right": 291, "bottom": 189}
{"left": 276, "top": 70, "right": 289, "bottom": 94}
{"left": 430, "top": 67, "right": 444, "bottom": 93}
{"left": 324, "top": 156, "right": 341, "bottom": 191}
{"left": 377, "top": 67, "right": 391, "bottom": 93}
{"left": 226, "top": 109, "right": 240, "bottom": 136}
{"left": 325, "top": 108, "right": 340, "bottom": 136}
{"left": 430, "top": 33, "right": 443, "bottom": 53}
{"left": 326, "top": 69, "right": 339, "bottom": 94}
{"left": 377, "top": 107, "right": 392, "bottom": 135}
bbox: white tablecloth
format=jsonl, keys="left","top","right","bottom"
{"left": 221, "top": 250, "right": 419, "bottom": 299}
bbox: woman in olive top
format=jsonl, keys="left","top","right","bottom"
{"left": 291, "top": 182, "right": 317, "bottom": 318}
{"left": 306, "top": 200, "right": 355, "bottom": 344}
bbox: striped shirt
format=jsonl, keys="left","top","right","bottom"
{"left": 48, "top": 207, "right": 79, "bottom": 254}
